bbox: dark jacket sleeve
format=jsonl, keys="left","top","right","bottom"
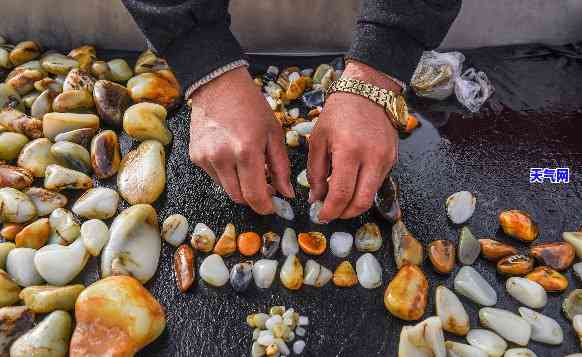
{"left": 347, "top": 0, "right": 462, "bottom": 83}
{"left": 121, "top": 0, "right": 243, "bottom": 87}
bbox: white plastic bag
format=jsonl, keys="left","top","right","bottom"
{"left": 411, "top": 51, "right": 465, "bottom": 100}
{"left": 454, "top": 68, "right": 495, "bottom": 113}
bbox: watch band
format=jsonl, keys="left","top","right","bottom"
{"left": 326, "top": 78, "right": 409, "bottom": 132}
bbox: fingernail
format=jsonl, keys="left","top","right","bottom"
{"left": 308, "top": 190, "right": 314, "bottom": 203}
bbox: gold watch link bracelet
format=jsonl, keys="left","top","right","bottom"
{"left": 325, "top": 78, "right": 410, "bottom": 132}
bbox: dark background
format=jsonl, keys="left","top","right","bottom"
{"left": 66, "top": 44, "right": 582, "bottom": 356}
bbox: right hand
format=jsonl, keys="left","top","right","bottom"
{"left": 188, "top": 67, "right": 294, "bottom": 214}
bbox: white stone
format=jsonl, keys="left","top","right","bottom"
{"left": 291, "top": 122, "right": 315, "bottom": 136}
{"left": 5, "top": 248, "right": 43, "bottom": 287}
{"left": 192, "top": 223, "right": 216, "bottom": 247}
{"left": 506, "top": 277, "right": 547, "bottom": 309}
{"left": 274, "top": 338, "right": 290, "bottom": 355}
{"left": 34, "top": 238, "right": 89, "bottom": 286}
{"left": 479, "top": 307, "right": 531, "bottom": 346}
{"left": 267, "top": 66, "right": 279, "bottom": 75}
{"left": 298, "top": 316, "right": 309, "bottom": 326}
{"left": 280, "top": 254, "right": 303, "bottom": 289}
{"left": 288, "top": 72, "right": 301, "bottom": 83}
{"left": 573, "top": 262, "right": 582, "bottom": 282}
{"left": 272, "top": 196, "right": 294, "bottom": 221}
{"left": 293, "top": 340, "right": 306, "bottom": 354}
{"left": 199, "top": 254, "right": 229, "bottom": 287}
{"left": 504, "top": 348, "right": 537, "bottom": 357}
{"left": 446, "top": 191, "right": 476, "bottom": 224}
{"left": 0, "top": 188, "right": 37, "bottom": 223}
{"left": 405, "top": 317, "right": 446, "bottom": 357}
{"left": 355, "top": 253, "right": 382, "bottom": 289}
{"left": 251, "top": 341, "right": 265, "bottom": 357}
{"left": 101, "top": 205, "right": 160, "bottom": 284}
{"left": 71, "top": 187, "right": 119, "bottom": 219}
{"left": 295, "top": 327, "right": 306, "bottom": 337}
{"left": 281, "top": 228, "right": 299, "bottom": 256}
{"left": 161, "top": 214, "right": 188, "bottom": 247}
{"left": 288, "top": 107, "right": 300, "bottom": 118}
{"left": 435, "top": 285, "right": 469, "bottom": 336}
{"left": 265, "top": 315, "right": 283, "bottom": 330}
{"left": 266, "top": 96, "right": 277, "bottom": 110}
{"left": 81, "top": 219, "right": 109, "bottom": 256}
{"left": 398, "top": 327, "right": 432, "bottom": 357}
{"left": 518, "top": 307, "right": 563, "bottom": 345}
{"left": 252, "top": 259, "right": 278, "bottom": 289}
{"left": 9, "top": 310, "right": 72, "bottom": 357}
{"left": 466, "top": 329, "right": 507, "bottom": 357}
{"left": 314, "top": 265, "right": 332, "bottom": 287}
{"left": 257, "top": 333, "right": 275, "bottom": 347}
{"left": 49, "top": 208, "right": 80, "bottom": 242}
{"left": 563, "top": 231, "right": 582, "bottom": 258}
{"left": 309, "top": 200, "right": 324, "bottom": 224}
{"left": 574, "top": 315, "right": 582, "bottom": 349}
{"left": 303, "top": 259, "right": 320, "bottom": 286}
{"left": 330, "top": 232, "right": 353, "bottom": 258}
{"left": 296, "top": 169, "right": 309, "bottom": 188}
{"left": 454, "top": 266, "right": 497, "bottom": 306}
{"left": 458, "top": 226, "right": 480, "bottom": 265}
{"left": 445, "top": 341, "right": 488, "bottom": 357}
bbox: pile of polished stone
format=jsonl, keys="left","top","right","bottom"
{"left": 247, "top": 306, "right": 308, "bottom": 356}
{"left": 396, "top": 190, "right": 582, "bottom": 356}
{"left": 253, "top": 58, "right": 345, "bottom": 148}
{"left": 0, "top": 35, "right": 180, "bottom": 356}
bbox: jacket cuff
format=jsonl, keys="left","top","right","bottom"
{"left": 160, "top": 22, "right": 244, "bottom": 91}
{"left": 347, "top": 23, "right": 425, "bottom": 84}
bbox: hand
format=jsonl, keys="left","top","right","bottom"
{"left": 188, "top": 67, "right": 294, "bottom": 214}
{"left": 307, "top": 60, "right": 400, "bottom": 222}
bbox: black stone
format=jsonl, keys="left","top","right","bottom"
{"left": 229, "top": 263, "right": 253, "bottom": 293}
{"left": 301, "top": 89, "right": 325, "bottom": 108}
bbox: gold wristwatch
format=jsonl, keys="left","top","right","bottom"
{"left": 326, "top": 78, "right": 410, "bottom": 132}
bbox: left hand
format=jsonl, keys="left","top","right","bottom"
{"left": 307, "top": 60, "right": 400, "bottom": 222}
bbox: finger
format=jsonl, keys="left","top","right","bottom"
{"left": 266, "top": 133, "right": 294, "bottom": 198}
{"left": 318, "top": 153, "right": 360, "bottom": 222}
{"left": 211, "top": 161, "right": 245, "bottom": 204}
{"left": 340, "top": 163, "right": 387, "bottom": 219}
{"left": 237, "top": 151, "right": 274, "bottom": 215}
{"left": 307, "top": 134, "right": 330, "bottom": 203}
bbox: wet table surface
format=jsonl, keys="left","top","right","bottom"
{"left": 84, "top": 44, "right": 582, "bottom": 356}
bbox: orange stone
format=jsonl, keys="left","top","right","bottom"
{"left": 479, "top": 239, "right": 518, "bottom": 262}
{"left": 526, "top": 266, "right": 569, "bottom": 292}
{"left": 384, "top": 264, "right": 428, "bottom": 321}
{"left": 529, "top": 242, "right": 575, "bottom": 271}
{"left": 428, "top": 240, "right": 455, "bottom": 274}
{"left": 237, "top": 232, "right": 261, "bottom": 256}
{"left": 298, "top": 232, "right": 327, "bottom": 255}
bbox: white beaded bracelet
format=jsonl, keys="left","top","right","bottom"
{"left": 185, "top": 59, "right": 250, "bottom": 100}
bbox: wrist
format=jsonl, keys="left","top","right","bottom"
{"left": 343, "top": 60, "right": 403, "bottom": 94}
{"left": 186, "top": 60, "right": 249, "bottom": 102}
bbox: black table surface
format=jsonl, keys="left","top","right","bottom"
{"left": 74, "top": 44, "right": 582, "bottom": 356}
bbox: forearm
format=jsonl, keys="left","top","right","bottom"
{"left": 347, "top": 0, "right": 462, "bottom": 83}
{"left": 121, "top": 0, "right": 244, "bottom": 88}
